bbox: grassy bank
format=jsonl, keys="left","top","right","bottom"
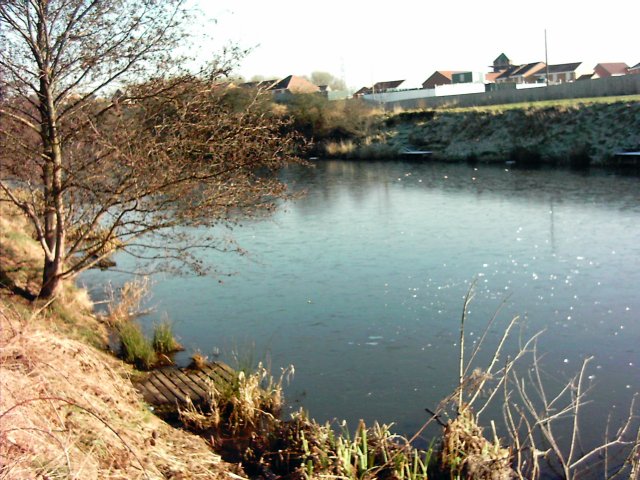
{"left": 316, "top": 96, "right": 640, "bottom": 165}
{"left": 0, "top": 204, "right": 240, "bottom": 479}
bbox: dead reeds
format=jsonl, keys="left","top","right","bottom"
{"left": 434, "top": 281, "right": 640, "bottom": 480}
{"left": 179, "top": 362, "right": 293, "bottom": 436}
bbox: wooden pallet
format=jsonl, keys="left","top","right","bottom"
{"left": 136, "top": 362, "right": 236, "bottom": 407}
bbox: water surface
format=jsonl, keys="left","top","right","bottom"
{"left": 82, "top": 160, "right": 640, "bottom": 443}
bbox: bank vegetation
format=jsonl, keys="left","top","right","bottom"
{"left": 268, "top": 94, "right": 640, "bottom": 166}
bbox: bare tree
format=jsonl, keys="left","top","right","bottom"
{"left": 0, "top": 1, "right": 301, "bottom": 299}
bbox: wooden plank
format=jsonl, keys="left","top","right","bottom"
{"left": 137, "top": 380, "right": 166, "bottom": 405}
{"left": 164, "top": 368, "right": 207, "bottom": 402}
{"left": 191, "top": 369, "right": 225, "bottom": 394}
{"left": 174, "top": 369, "right": 210, "bottom": 398}
{"left": 146, "top": 375, "right": 178, "bottom": 404}
{"left": 214, "top": 361, "right": 237, "bottom": 381}
{"left": 147, "top": 373, "right": 181, "bottom": 404}
{"left": 135, "top": 363, "right": 239, "bottom": 408}
{"left": 155, "top": 369, "right": 194, "bottom": 404}
{"left": 148, "top": 370, "right": 188, "bottom": 404}
{"left": 144, "top": 379, "right": 172, "bottom": 404}
{"left": 200, "top": 368, "right": 233, "bottom": 388}
{"left": 202, "top": 364, "right": 236, "bottom": 386}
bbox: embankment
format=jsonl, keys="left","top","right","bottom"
{"left": 320, "top": 98, "right": 640, "bottom": 165}
{"left": 0, "top": 205, "right": 240, "bottom": 479}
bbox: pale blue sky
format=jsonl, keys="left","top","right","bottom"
{"left": 192, "top": 0, "right": 638, "bottom": 89}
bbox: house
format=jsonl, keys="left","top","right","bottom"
{"left": 495, "top": 62, "right": 546, "bottom": 84}
{"left": 238, "top": 79, "right": 278, "bottom": 90}
{"left": 628, "top": 62, "right": 640, "bottom": 75}
{"left": 485, "top": 72, "right": 503, "bottom": 83}
{"left": 593, "top": 63, "right": 629, "bottom": 78}
{"left": 451, "top": 72, "right": 485, "bottom": 84}
{"left": 422, "top": 71, "right": 462, "bottom": 89}
{"left": 577, "top": 73, "right": 598, "bottom": 81}
{"left": 532, "top": 62, "right": 593, "bottom": 84}
{"left": 372, "top": 80, "right": 405, "bottom": 93}
{"left": 490, "top": 53, "right": 513, "bottom": 73}
{"left": 269, "top": 75, "right": 320, "bottom": 96}
{"left": 353, "top": 86, "right": 373, "bottom": 98}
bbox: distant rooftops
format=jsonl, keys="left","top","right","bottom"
{"left": 373, "top": 80, "right": 405, "bottom": 92}
{"left": 545, "top": 62, "right": 582, "bottom": 74}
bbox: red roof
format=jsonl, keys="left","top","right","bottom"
{"left": 436, "top": 71, "right": 463, "bottom": 81}
{"left": 595, "top": 63, "right": 629, "bottom": 76}
{"left": 270, "top": 75, "right": 320, "bottom": 93}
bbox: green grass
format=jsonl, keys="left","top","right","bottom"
{"left": 116, "top": 321, "right": 157, "bottom": 370}
{"left": 152, "top": 319, "right": 182, "bottom": 354}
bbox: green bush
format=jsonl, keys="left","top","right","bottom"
{"left": 117, "top": 321, "right": 156, "bottom": 370}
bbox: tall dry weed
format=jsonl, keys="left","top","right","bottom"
{"left": 105, "top": 277, "right": 151, "bottom": 326}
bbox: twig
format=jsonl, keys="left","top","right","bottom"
{"left": 458, "top": 280, "right": 476, "bottom": 411}
{"left": 467, "top": 314, "right": 520, "bottom": 409}
{"left": 424, "top": 407, "right": 446, "bottom": 427}
{"left": 463, "top": 292, "right": 512, "bottom": 377}
{"left": 568, "top": 356, "right": 593, "bottom": 465}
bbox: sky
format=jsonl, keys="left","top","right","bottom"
{"left": 191, "top": 0, "right": 639, "bottom": 90}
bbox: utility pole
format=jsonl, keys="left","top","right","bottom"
{"left": 545, "top": 29, "right": 550, "bottom": 86}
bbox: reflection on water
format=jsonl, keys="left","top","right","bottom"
{"left": 81, "top": 160, "right": 640, "bottom": 445}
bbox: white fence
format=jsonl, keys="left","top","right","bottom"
{"left": 363, "top": 75, "right": 640, "bottom": 110}
{"left": 362, "top": 82, "right": 486, "bottom": 104}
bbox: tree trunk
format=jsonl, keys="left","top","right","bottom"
{"left": 36, "top": 5, "right": 67, "bottom": 300}
{"left": 39, "top": 258, "right": 64, "bottom": 298}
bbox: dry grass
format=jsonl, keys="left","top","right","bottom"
{"left": 188, "top": 352, "right": 209, "bottom": 371}
{"left": 0, "top": 300, "right": 240, "bottom": 479}
{"left": 442, "top": 94, "right": 640, "bottom": 114}
{"left": 440, "top": 282, "right": 640, "bottom": 479}
{"left": 104, "top": 277, "right": 151, "bottom": 326}
{"left": 179, "top": 362, "right": 292, "bottom": 436}
{"left": 0, "top": 199, "right": 43, "bottom": 298}
{"left": 441, "top": 407, "right": 513, "bottom": 479}
{"left": 0, "top": 208, "right": 241, "bottom": 478}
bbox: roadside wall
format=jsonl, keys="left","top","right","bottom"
{"left": 368, "top": 75, "right": 640, "bottom": 111}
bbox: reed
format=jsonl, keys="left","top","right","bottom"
{"left": 116, "top": 321, "right": 156, "bottom": 370}
{"left": 152, "top": 319, "right": 182, "bottom": 354}
{"left": 179, "top": 362, "right": 293, "bottom": 435}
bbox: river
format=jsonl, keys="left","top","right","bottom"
{"left": 81, "top": 160, "right": 640, "bottom": 448}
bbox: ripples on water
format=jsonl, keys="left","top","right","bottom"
{"left": 82, "top": 160, "right": 640, "bottom": 448}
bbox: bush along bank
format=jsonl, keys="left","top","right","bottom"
{"left": 318, "top": 98, "right": 640, "bottom": 166}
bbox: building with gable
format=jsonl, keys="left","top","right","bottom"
{"left": 594, "top": 63, "right": 630, "bottom": 77}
